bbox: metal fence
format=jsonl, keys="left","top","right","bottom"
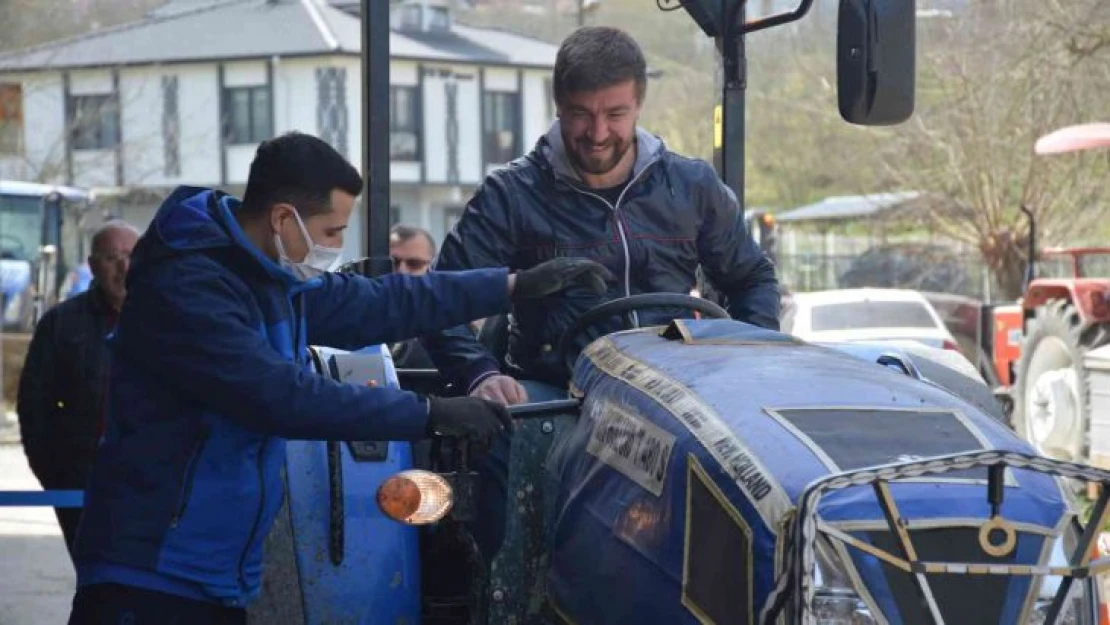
{"left": 777, "top": 251, "right": 996, "bottom": 300}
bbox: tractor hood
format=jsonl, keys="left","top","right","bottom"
{"left": 546, "top": 319, "right": 1076, "bottom": 624}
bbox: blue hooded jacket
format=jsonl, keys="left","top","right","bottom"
{"left": 72, "top": 187, "right": 510, "bottom": 607}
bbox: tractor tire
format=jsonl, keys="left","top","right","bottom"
{"left": 1012, "top": 299, "right": 1110, "bottom": 464}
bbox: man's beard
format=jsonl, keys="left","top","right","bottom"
{"left": 565, "top": 134, "right": 633, "bottom": 177}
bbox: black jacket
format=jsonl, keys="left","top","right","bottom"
{"left": 423, "top": 123, "right": 780, "bottom": 389}
{"left": 17, "top": 285, "right": 114, "bottom": 487}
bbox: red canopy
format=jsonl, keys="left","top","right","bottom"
{"left": 1034, "top": 122, "right": 1110, "bottom": 155}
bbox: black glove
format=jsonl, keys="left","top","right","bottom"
{"left": 513, "top": 257, "right": 613, "bottom": 300}
{"left": 426, "top": 396, "right": 513, "bottom": 453}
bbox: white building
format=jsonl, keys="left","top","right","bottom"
{"left": 0, "top": 0, "right": 559, "bottom": 254}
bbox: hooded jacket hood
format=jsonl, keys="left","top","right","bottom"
{"left": 131, "top": 186, "right": 312, "bottom": 291}
{"left": 532, "top": 120, "right": 668, "bottom": 185}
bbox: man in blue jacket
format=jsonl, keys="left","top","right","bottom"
{"left": 66, "top": 132, "right": 609, "bottom": 624}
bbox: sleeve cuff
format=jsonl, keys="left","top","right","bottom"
{"left": 464, "top": 367, "right": 502, "bottom": 395}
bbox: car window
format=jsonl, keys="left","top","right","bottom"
{"left": 810, "top": 300, "right": 937, "bottom": 331}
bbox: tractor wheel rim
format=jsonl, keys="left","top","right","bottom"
{"left": 1023, "top": 336, "right": 1081, "bottom": 461}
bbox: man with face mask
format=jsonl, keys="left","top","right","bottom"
{"left": 65, "top": 132, "right": 610, "bottom": 624}
{"left": 422, "top": 26, "right": 780, "bottom": 561}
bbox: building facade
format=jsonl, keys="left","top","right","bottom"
{"left": 0, "top": 0, "right": 559, "bottom": 257}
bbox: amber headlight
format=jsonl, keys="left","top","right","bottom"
{"left": 376, "top": 470, "right": 453, "bottom": 525}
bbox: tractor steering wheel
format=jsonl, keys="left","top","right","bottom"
{"left": 555, "top": 292, "right": 731, "bottom": 376}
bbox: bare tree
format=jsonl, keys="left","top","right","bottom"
{"left": 864, "top": 0, "right": 1110, "bottom": 300}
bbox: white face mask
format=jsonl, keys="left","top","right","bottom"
{"left": 274, "top": 208, "right": 343, "bottom": 280}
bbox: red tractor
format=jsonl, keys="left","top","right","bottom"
{"left": 1002, "top": 123, "right": 1110, "bottom": 469}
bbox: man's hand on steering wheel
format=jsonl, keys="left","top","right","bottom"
{"left": 471, "top": 374, "right": 528, "bottom": 406}
{"left": 478, "top": 257, "right": 610, "bottom": 407}
{"left": 509, "top": 257, "right": 612, "bottom": 301}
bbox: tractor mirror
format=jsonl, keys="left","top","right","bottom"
{"left": 837, "top": 0, "right": 916, "bottom": 125}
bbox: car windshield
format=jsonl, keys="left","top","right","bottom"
{"left": 0, "top": 194, "right": 43, "bottom": 262}
{"left": 810, "top": 300, "right": 937, "bottom": 331}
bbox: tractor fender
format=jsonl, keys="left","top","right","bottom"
{"left": 1085, "top": 343, "right": 1110, "bottom": 472}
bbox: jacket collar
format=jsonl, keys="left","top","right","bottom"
{"left": 535, "top": 120, "right": 667, "bottom": 185}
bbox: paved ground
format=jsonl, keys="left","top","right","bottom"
{"left": 0, "top": 439, "right": 74, "bottom": 625}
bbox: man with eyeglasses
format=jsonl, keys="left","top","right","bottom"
{"left": 388, "top": 225, "right": 438, "bottom": 369}
{"left": 389, "top": 224, "right": 435, "bottom": 276}
{"left": 17, "top": 219, "right": 141, "bottom": 566}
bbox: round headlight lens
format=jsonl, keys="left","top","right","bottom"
{"left": 376, "top": 469, "right": 453, "bottom": 525}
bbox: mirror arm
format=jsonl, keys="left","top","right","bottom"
{"left": 743, "top": 0, "right": 816, "bottom": 34}
{"left": 716, "top": 1, "right": 748, "bottom": 209}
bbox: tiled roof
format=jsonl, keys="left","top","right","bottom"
{"left": 0, "top": 0, "right": 557, "bottom": 71}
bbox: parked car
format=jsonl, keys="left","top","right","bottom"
{"left": 790, "top": 288, "right": 962, "bottom": 351}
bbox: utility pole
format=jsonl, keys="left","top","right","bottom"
{"left": 361, "top": 0, "right": 391, "bottom": 277}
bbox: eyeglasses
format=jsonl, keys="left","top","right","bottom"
{"left": 391, "top": 256, "right": 431, "bottom": 272}
{"left": 90, "top": 251, "right": 131, "bottom": 264}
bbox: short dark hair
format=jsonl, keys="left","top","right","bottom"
{"left": 389, "top": 224, "right": 436, "bottom": 253}
{"left": 241, "top": 131, "right": 363, "bottom": 217}
{"left": 553, "top": 26, "right": 647, "bottom": 106}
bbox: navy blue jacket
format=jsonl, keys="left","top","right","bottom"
{"left": 423, "top": 123, "right": 780, "bottom": 390}
{"left": 72, "top": 187, "right": 509, "bottom": 607}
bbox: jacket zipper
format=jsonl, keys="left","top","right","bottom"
{"left": 567, "top": 158, "right": 660, "bottom": 328}
{"left": 237, "top": 292, "right": 302, "bottom": 590}
{"left": 170, "top": 427, "right": 211, "bottom": 527}
{"left": 237, "top": 438, "right": 267, "bottom": 591}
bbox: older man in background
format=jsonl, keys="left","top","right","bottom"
{"left": 17, "top": 219, "right": 140, "bottom": 564}
{"left": 388, "top": 225, "right": 439, "bottom": 370}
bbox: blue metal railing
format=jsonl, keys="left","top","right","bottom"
{"left": 0, "top": 490, "right": 84, "bottom": 507}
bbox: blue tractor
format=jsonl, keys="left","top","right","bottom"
{"left": 242, "top": 1, "right": 1109, "bottom": 624}
{"left": 6, "top": 1, "right": 1107, "bottom": 623}
{"left": 250, "top": 291, "right": 1107, "bottom": 624}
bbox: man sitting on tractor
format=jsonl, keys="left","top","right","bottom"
{"left": 422, "top": 26, "right": 780, "bottom": 561}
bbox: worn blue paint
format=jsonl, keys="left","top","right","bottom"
{"left": 284, "top": 344, "right": 420, "bottom": 624}
{"left": 544, "top": 319, "right": 1071, "bottom": 624}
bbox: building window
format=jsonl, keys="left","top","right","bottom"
{"left": 390, "top": 86, "right": 419, "bottom": 161}
{"left": 427, "top": 5, "right": 450, "bottom": 30}
{"left": 0, "top": 83, "right": 23, "bottom": 154}
{"left": 162, "top": 76, "right": 181, "bottom": 177}
{"left": 316, "top": 67, "right": 349, "bottom": 157}
{"left": 483, "top": 91, "right": 519, "bottom": 166}
{"left": 398, "top": 5, "right": 421, "bottom": 30}
{"left": 443, "top": 207, "right": 463, "bottom": 235}
{"left": 225, "top": 85, "right": 271, "bottom": 145}
{"left": 390, "top": 205, "right": 401, "bottom": 226}
{"left": 70, "top": 94, "right": 120, "bottom": 150}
